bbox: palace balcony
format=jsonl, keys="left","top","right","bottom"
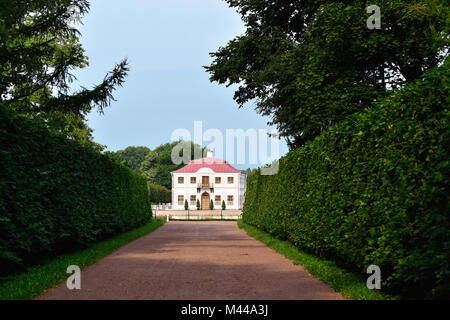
{"left": 197, "top": 182, "right": 214, "bottom": 188}
{"left": 197, "top": 182, "right": 214, "bottom": 193}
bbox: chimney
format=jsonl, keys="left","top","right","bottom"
{"left": 206, "top": 150, "right": 213, "bottom": 158}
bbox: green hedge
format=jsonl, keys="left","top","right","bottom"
{"left": 148, "top": 184, "right": 171, "bottom": 203}
{"left": 243, "top": 62, "right": 449, "bottom": 299}
{"left": 0, "top": 107, "right": 151, "bottom": 275}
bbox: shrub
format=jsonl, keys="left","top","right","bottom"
{"left": 184, "top": 199, "right": 189, "bottom": 210}
{"left": 210, "top": 199, "right": 214, "bottom": 210}
{"left": 0, "top": 107, "right": 151, "bottom": 275}
{"left": 222, "top": 200, "right": 226, "bottom": 210}
{"left": 243, "top": 62, "right": 450, "bottom": 299}
{"left": 196, "top": 199, "right": 200, "bottom": 210}
{"left": 148, "top": 184, "right": 171, "bottom": 203}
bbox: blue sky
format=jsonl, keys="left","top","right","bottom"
{"left": 75, "top": 0, "right": 288, "bottom": 169}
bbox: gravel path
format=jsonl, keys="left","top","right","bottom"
{"left": 38, "top": 221, "right": 343, "bottom": 300}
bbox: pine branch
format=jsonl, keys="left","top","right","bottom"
{"left": 42, "top": 58, "right": 130, "bottom": 114}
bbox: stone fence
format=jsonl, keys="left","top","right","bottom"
{"left": 152, "top": 203, "right": 172, "bottom": 210}
{"left": 152, "top": 209, "right": 242, "bottom": 220}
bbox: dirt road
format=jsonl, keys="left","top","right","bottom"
{"left": 39, "top": 221, "right": 343, "bottom": 300}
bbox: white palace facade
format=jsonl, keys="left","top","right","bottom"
{"left": 171, "top": 152, "right": 247, "bottom": 210}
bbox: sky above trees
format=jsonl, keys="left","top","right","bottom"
{"left": 73, "top": 0, "right": 289, "bottom": 169}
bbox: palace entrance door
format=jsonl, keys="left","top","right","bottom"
{"left": 201, "top": 192, "right": 210, "bottom": 210}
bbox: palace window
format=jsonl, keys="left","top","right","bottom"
{"left": 178, "top": 177, "right": 184, "bottom": 184}
{"left": 178, "top": 195, "right": 184, "bottom": 205}
{"left": 227, "top": 195, "right": 233, "bottom": 205}
{"left": 190, "top": 195, "right": 196, "bottom": 206}
{"left": 228, "top": 177, "right": 234, "bottom": 184}
{"left": 202, "top": 176, "right": 210, "bottom": 187}
{"left": 190, "top": 177, "right": 196, "bottom": 184}
{"left": 215, "top": 177, "right": 221, "bottom": 184}
{"left": 215, "top": 195, "right": 221, "bottom": 206}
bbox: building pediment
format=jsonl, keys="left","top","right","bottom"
{"left": 196, "top": 167, "right": 215, "bottom": 174}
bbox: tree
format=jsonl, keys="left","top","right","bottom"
{"left": 140, "top": 141, "right": 206, "bottom": 189}
{"left": 244, "top": 168, "right": 254, "bottom": 175}
{"left": 35, "top": 111, "right": 105, "bottom": 151}
{"left": 148, "top": 184, "right": 171, "bottom": 204}
{"left": 196, "top": 199, "right": 201, "bottom": 210}
{"left": 205, "top": 0, "right": 449, "bottom": 148}
{"left": 1, "top": 0, "right": 129, "bottom": 115}
{"left": 210, "top": 199, "right": 214, "bottom": 210}
{"left": 113, "top": 146, "right": 150, "bottom": 173}
{"left": 221, "top": 200, "right": 226, "bottom": 211}
{"left": 184, "top": 199, "right": 189, "bottom": 211}
{"left": 0, "top": 1, "right": 129, "bottom": 150}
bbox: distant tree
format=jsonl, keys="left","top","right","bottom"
{"left": 103, "top": 150, "right": 127, "bottom": 166}
{"left": 140, "top": 141, "right": 206, "bottom": 189}
{"left": 113, "top": 146, "right": 150, "bottom": 173}
{"left": 148, "top": 184, "right": 171, "bottom": 204}
{"left": 244, "top": 168, "right": 254, "bottom": 175}
{"left": 40, "top": 111, "right": 105, "bottom": 151}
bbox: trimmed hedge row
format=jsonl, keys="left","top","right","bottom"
{"left": 0, "top": 107, "right": 151, "bottom": 275}
{"left": 148, "top": 184, "right": 171, "bottom": 204}
{"left": 243, "top": 62, "right": 449, "bottom": 299}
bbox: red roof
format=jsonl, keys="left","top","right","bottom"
{"left": 171, "top": 157, "right": 241, "bottom": 173}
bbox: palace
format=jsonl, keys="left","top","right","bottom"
{"left": 171, "top": 151, "right": 247, "bottom": 210}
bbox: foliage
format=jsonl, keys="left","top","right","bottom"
{"left": 242, "top": 62, "right": 450, "bottom": 299}
{"left": 34, "top": 111, "right": 105, "bottom": 151}
{"left": 238, "top": 220, "right": 393, "bottom": 300}
{"left": 0, "top": 0, "right": 129, "bottom": 115}
{"left": 0, "top": 107, "right": 151, "bottom": 275}
{"left": 102, "top": 150, "right": 126, "bottom": 165}
{"left": 112, "top": 146, "right": 150, "bottom": 173}
{"left": 210, "top": 199, "right": 214, "bottom": 210}
{"left": 206, "top": 0, "right": 449, "bottom": 148}
{"left": 140, "top": 141, "right": 206, "bottom": 188}
{"left": 244, "top": 168, "right": 256, "bottom": 175}
{"left": 196, "top": 199, "right": 200, "bottom": 210}
{"left": 0, "top": 0, "right": 128, "bottom": 153}
{"left": 0, "top": 219, "right": 164, "bottom": 300}
{"left": 148, "top": 184, "right": 171, "bottom": 204}
{"left": 184, "top": 199, "right": 189, "bottom": 210}
{"left": 222, "top": 200, "right": 226, "bottom": 210}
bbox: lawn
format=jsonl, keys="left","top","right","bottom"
{"left": 0, "top": 218, "right": 165, "bottom": 300}
{"left": 237, "top": 220, "right": 396, "bottom": 300}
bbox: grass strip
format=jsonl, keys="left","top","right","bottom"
{"left": 237, "top": 220, "right": 396, "bottom": 300}
{"left": 0, "top": 218, "right": 165, "bottom": 300}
